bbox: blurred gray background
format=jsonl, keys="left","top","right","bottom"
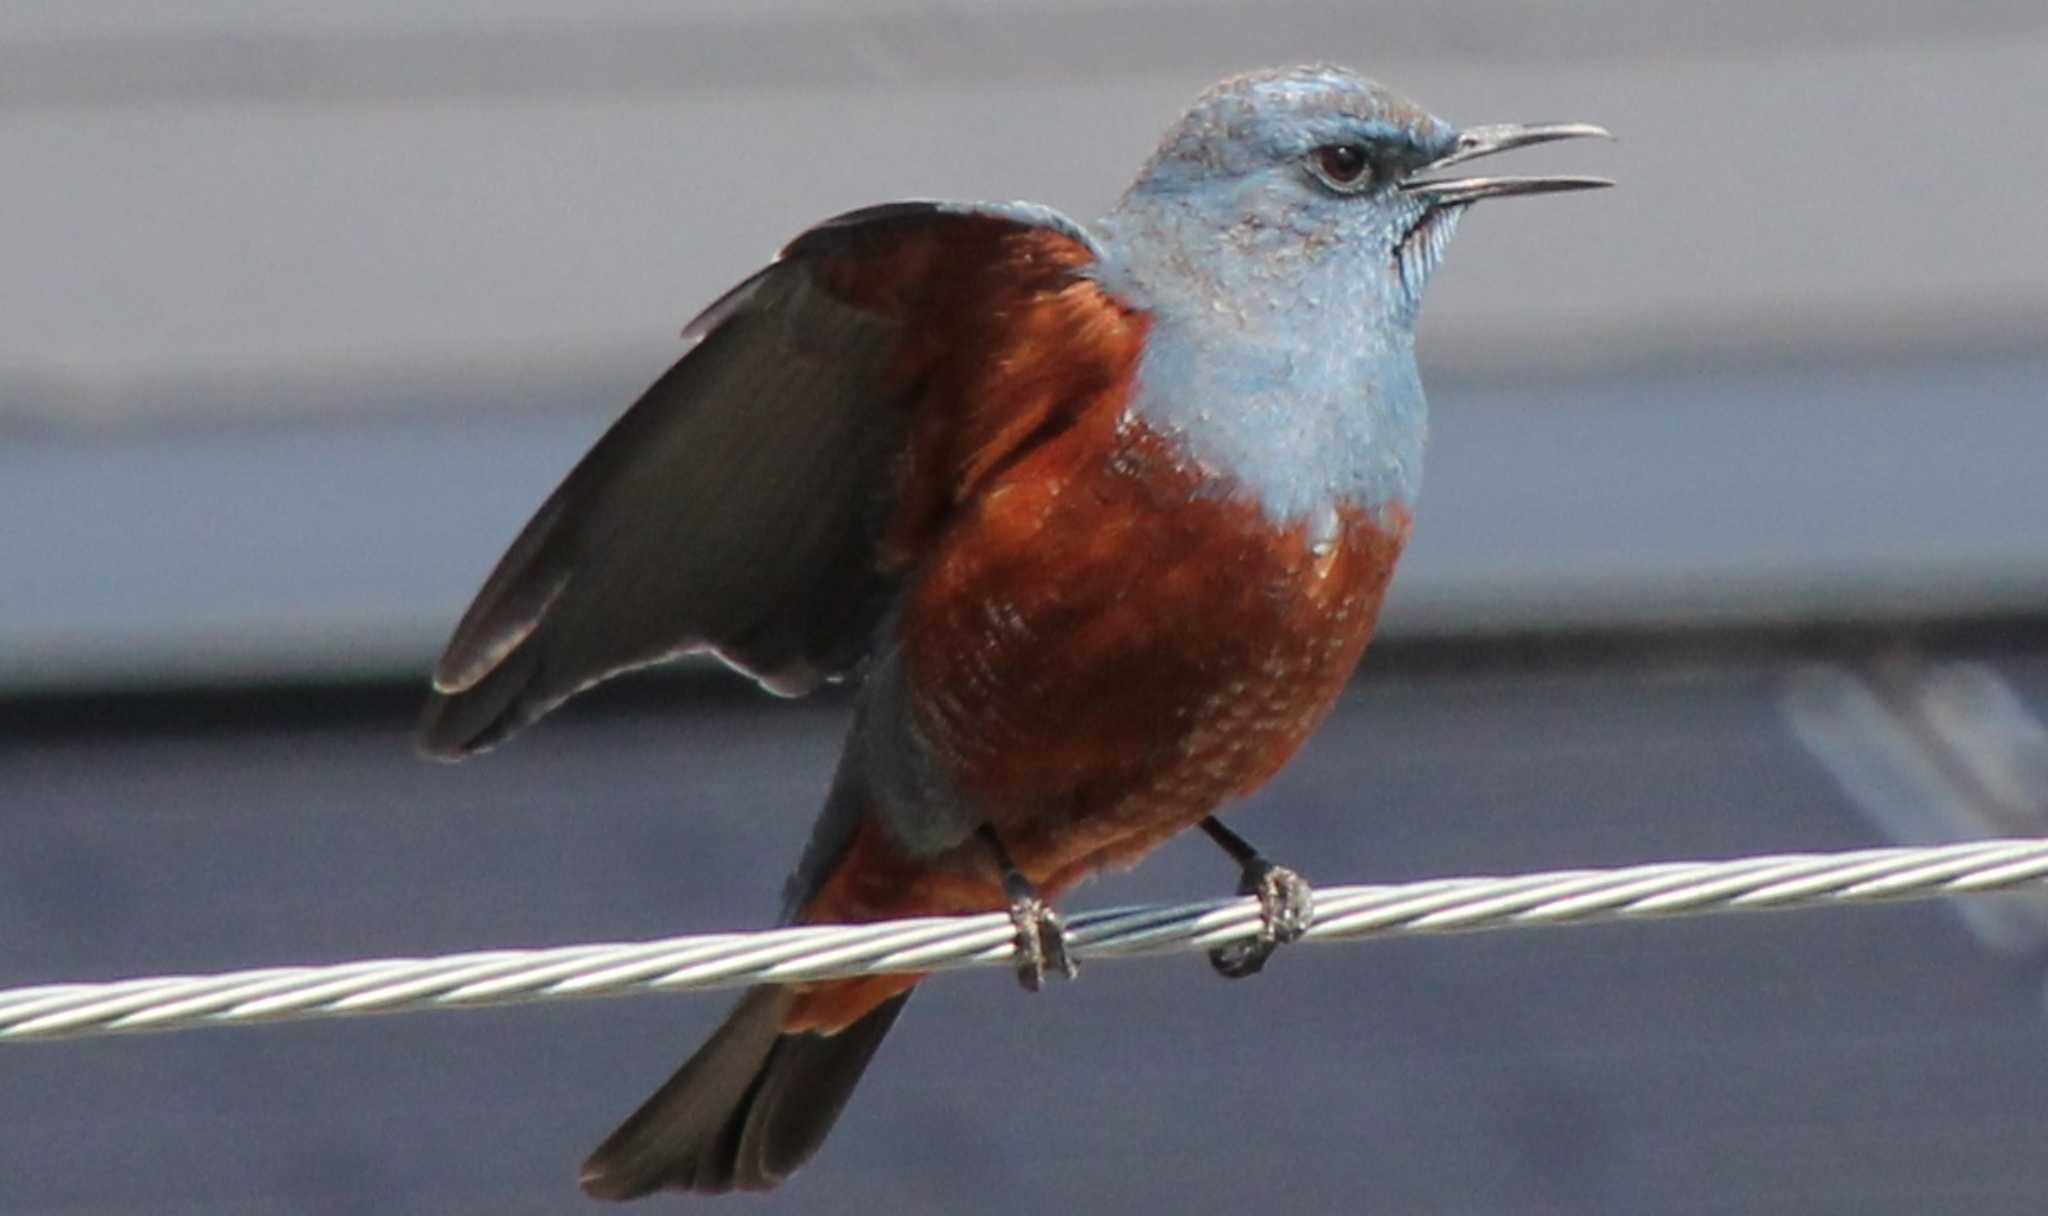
{"left": 5, "top": 3, "right": 2047, "bottom": 1212}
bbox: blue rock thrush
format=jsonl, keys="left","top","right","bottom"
{"left": 419, "top": 64, "right": 1610, "bottom": 1199}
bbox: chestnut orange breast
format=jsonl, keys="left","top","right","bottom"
{"left": 901, "top": 412, "right": 1410, "bottom": 895}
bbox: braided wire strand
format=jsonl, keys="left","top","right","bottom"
{"left": 5, "top": 838, "right": 2046, "bottom": 1042}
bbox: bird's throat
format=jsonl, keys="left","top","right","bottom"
{"left": 1121, "top": 316, "right": 1429, "bottom": 526}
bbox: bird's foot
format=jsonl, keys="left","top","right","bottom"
{"left": 1212, "top": 859, "right": 1310, "bottom": 974}
{"left": 1006, "top": 895, "right": 1077, "bottom": 992}
{"left": 1197, "top": 817, "right": 1314, "bottom": 979}
{"left": 979, "top": 824, "right": 1078, "bottom": 992}
{"left": 1208, "top": 859, "right": 1315, "bottom": 979}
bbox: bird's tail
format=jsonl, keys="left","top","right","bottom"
{"left": 579, "top": 985, "right": 910, "bottom": 1199}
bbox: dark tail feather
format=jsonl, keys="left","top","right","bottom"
{"left": 580, "top": 986, "right": 910, "bottom": 1199}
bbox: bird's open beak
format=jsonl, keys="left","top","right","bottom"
{"left": 1403, "top": 122, "right": 1613, "bottom": 205}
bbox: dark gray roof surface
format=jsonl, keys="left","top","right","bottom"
{"left": 8, "top": 650, "right": 2047, "bottom": 1213}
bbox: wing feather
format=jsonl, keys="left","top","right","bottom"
{"left": 419, "top": 202, "right": 1122, "bottom": 758}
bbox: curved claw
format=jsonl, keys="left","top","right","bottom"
{"left": 977, "top": 823, "right": 1078, "bottom": 992}
{"left": 1207, "top": 861, "right": 1315, "bottom": 979}
{"left": 1009, "top": 897, "right": 1077, "bottom": 992}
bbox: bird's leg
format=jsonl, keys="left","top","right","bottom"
{"left": 977, "top": 825, "right": 1076, "bottom": 992}
{"left": 1199, "top": 816, "right": 1315, "bottom": 979}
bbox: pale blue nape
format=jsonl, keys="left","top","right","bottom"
{"left": 1087, "top": 65, "right": 1467, "bottom": 526}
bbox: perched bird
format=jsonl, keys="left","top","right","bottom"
{"left": 420, "top": 64, "right": 1608, "bottom": 1200}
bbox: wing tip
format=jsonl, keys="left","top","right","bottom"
{"left": 415, "top": 644, "right": 544, "bottom": 760}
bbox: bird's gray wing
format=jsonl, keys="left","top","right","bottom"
{"left": 418, "top": 202, "right": 1103, "bottom": 758}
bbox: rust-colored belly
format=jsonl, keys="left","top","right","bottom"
{"left": 901, "top": 413, "right": 1409, "bottom": 897}
{"left": 785, "top": 414, "right": 1407, "bottom": 1033}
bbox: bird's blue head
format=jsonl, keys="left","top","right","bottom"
{"left": 1104, "top": 64, "right": 1608, "bottom": 329}
{"left": 1094, "top": 65, "right": 1608, "bottom": 522}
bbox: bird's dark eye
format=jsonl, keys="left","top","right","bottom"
{"left": 1312, "top": 143, "right": 1372, "bottom": 188}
